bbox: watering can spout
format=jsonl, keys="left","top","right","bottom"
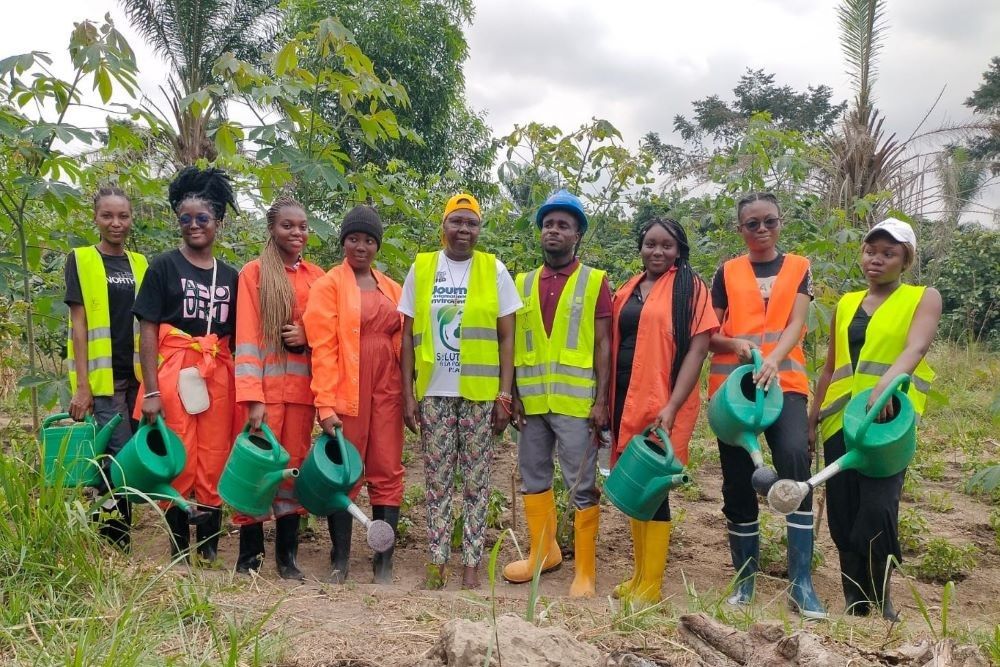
{"left": 260, "top": 467, "right": 299, "bottom": 493}
{"left": 646, "top": 473, "right": 691, "bottom": 499}
{"left": 94, "top": 413, "right": 123, "bottom": 456}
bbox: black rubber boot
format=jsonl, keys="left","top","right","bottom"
{"left": 196, "top": 507, "right": 222, "bottom": 563}
{"left": 165, "top": 505, "right": 190, "bottom": 560}
{"left": 98, "top": 496, "right": 132, "bottom": 551}
{"left": 275, "top": 514, "right": 305, "bottom": 580}
{"left": 327, "top": 510, "right": 353, "bottom": 583}
{"left": 868, "top": 560, "right": 900, "bottom": 622}
{"left": 236, "top": 523, "right": 265, "bottom": 574}
{"left": 372, "top": 506, "right": 400, "bottom": 585}
{"left": 839, "top": 551, "right": 871, "bottom": 616}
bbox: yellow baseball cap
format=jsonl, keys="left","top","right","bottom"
{"left": 442, "top": 193, "right": 481, "bottom": 222}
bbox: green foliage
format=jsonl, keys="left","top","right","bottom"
{"left": 485, "top": 488, "right": 509, "bottom": 530}
{"left": 928, "top": 225, "right": 1000, "bottom": 343}
{"left": 989, "top": 508, "right": 1000, "bottom": 553}
{"left": 909, "top": 578, "right": 956, "bottom": 641}
{"left": 907, "top": 538, "right": 979, "bottom": 583}
{"left": 965, "top": 56, "right": 1000, "bottom": 174}
{"left": 898, "top": 506, "right": 929, "bottom": 554}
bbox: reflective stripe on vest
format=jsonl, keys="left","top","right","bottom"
{"left": 66, "top": 246, "right": 147, "bottom": 396}
{"left": 412, "top": 250, "right": 501, "bottom": 401}
{"left": 514, "top": 263, "right": 604, "bottom": 418}
{"left": 818, "top": 285, "right": 936, "bottom": 440}
{"left": 707, "top": 254, "right": 809, "bottom": 397}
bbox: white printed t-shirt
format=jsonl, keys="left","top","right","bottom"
{"left": 398, "top": 251, "right": 521, "bottom": 397}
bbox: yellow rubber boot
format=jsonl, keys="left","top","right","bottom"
{"left": 569, "top": 505, "right": 600, "bottom": 598}
{"left": 503, "top": 489, "right": 562, "bottom": 583}
{"left": 613, "top": 518, "right": 645, "bottom": 599}
{"left": 632, "top": 520, "right": 672, "bottom": 608}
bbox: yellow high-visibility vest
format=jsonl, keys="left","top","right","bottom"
{"left": 514, "top": 263, "right": 604, "bottom": 418}
{"left": 819, "top": 285, "right": 935, "bottom": 440}
{"left": 66, "top": 246, "right": 147, "bottom": 395}
{"left": 412, "top": 250, "right": 500, "bottom": 401}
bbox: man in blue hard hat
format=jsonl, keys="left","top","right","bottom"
{"left": 504, "top": 189, "right": 613, "bottom": 598}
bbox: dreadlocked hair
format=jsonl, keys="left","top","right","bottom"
{"left": 258, "top": 196, "right": 306, "bottom": 354}
{"left": 168, "top": 166, "right": 237, "bottom": 220}
{"left": 638, "top": 217, "right": 706, "bottom": 388}
{"left": 93, "top": 185, "right": 131, "bottom": 214}
{"left": 736, "top": 192, "right": 781, "bottom": 221}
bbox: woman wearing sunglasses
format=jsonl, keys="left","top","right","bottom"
{"left": 133, "top": 166, "right": 240, "bottom": 564}
{"left": 707, "top": 192, "right": 826, "bottom": 619}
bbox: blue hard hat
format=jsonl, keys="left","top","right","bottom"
{"left": 535, "top": 189, "right": 588, "bottom": 234}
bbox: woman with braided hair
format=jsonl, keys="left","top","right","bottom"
{"left": 233, "top": 196, "right": 325, "bottom": 579}
{"left": 133, "top": 166, "right": 240, "bottom": 564}
{"left": 608, "top": 217, "right": 718, "bottom": 607}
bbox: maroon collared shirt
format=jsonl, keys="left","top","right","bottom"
{"left": 538, "top": 258, "right": 613, "bottom": 336}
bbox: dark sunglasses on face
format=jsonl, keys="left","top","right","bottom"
{"left": 740, "top": 217, "right": 781, "bottom": 232}
{"left": 178, "top": 213, "right": 215, "bottom": 227}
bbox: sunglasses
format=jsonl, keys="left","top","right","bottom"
{"left": 178, "top": 213, "right": 215, "bottom": 227}
{"left": 740, "top": 217, "right": 781, "bottom": 232}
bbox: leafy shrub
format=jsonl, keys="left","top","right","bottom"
{"left": 929, "top": 226, "right": 1000, "bottom": 344}
{"left": 989, "top": 508, "right": 1000, "bottom": 553}
{"left": 907, "top": 538, "right": 980, "bottom": 583}
{"left": 899, "top": 507, "right": 929, "bottom": 554}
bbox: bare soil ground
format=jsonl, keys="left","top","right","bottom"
{"left": 130, "top": 432, "right": 1000, "bottom": 666}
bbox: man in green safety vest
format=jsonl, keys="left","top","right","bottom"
{"left": 505, "top": 189, "right": 613, "bottom": 598}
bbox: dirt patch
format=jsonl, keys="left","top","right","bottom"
{"left": 126, "top": 433, "right": 1000, "bottom": 666}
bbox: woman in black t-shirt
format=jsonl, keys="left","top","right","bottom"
{"left": 65, "top": 186, "right": 147, "bottom": 548}
{"left": 133, "top": 167, "right": 239, "bottom": 564}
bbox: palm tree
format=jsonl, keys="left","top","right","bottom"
{"left": 119, "top": 0, "right": 282, "bottom": 165}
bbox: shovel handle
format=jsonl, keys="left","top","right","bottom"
{"left": 751, "top": 348, "right": 766, "bottom": 428}
{"left": 858, "top": 373, "right": 911, "bottom": 441}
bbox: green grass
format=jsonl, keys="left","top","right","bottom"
{"left": 0, "top": 427, "right": 283, "bottom": 665}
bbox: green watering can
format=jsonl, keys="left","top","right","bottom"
{"left": 110, "top": 415, "right": 208, "bottom": 524}
{"left": 605, "top": 426, "right": 690, "bottom": 520}
{"left": 218, "top": 423, "right": 299, "bottom": 517}
{"left": 296, "top": 428, "right": 395, "bottom": 552}
{"left": 768, "top": 374, "right": 917, "bottom": 515}
{"left": 708, "top": 348, "right": 782, "bottom": 493}
{"left": 40, "top": 412, "right": 122, "bottom": 487}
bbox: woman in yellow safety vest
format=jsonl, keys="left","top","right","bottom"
{"left": 810, "top": 218, "right": 940, "bottom": 620}
{"left": 64, "top": 185, "right": 147, "bottom": 548}
{"left": 399, "top": 193, "right": 520, "bottom": 590}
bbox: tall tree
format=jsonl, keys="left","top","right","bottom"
{"left": 965, "top": 56, "right": 1000, "bottom": 175}
{"left": 285, "top": 0, "right": 495, "bottom": 193}
{"left": 119, "top": 0, "right": 282, "bottom": 165}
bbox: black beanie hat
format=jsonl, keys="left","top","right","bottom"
{"left": 339, "top": 205, "right": 383, "bottom": 248}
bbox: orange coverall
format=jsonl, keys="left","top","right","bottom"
{"left": 302, "top": 261, "right": 405, "bottom": 505}
{"left": 233, "top": 258, "right": 325, "bottom": 523}
{"left": 609, "top": 270, "right": 719, "bottom": 467}
{"left": 135, "top": 325, "right": 235, "bottom": 507}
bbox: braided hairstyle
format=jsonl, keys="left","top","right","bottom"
{"left": 258, "top": 196, "right": 306, "bottom": 354}
{"left": 736, "top": 191, "right": 781, "bottom": 222}
{"left": 93, "top": 184, "right": 131, "bottom": 214}
{"left": 637, "top": 217, "right": 706, "bottom": 388}
{"left": 167, "top": 166, "right": 237, "bottom": 220}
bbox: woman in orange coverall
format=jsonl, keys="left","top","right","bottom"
{"left": 233, "top": 196, "right": 325, "bottom": 580}
{"left": 134, "top": 167, "right": 240, "bottom": 564}
{"left": 302, "top": 205, "right": 404, "bottom": 584}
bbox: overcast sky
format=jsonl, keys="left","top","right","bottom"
{"left": 2, "top": 0, "right": 998, "bottom": 221}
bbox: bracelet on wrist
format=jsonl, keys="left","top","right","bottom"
{"left": 143, "top": 390, "right": 161, "bottom": 399}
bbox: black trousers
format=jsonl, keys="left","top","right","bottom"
{"left": 718, "top": 393, "right": 812, "bottom": 524}
{"left": 824, "top": 429, "right": 904, "bottom": 567}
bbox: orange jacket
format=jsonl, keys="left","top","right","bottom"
{"left": 708, "top": 254, "right": 809, "bottom": 397}
{"left": 609, "top": 270, "right": 718, "bottom": 465}
{"left": 234, "top": 258, "right": 326, "bottom": 407}
{"left": 302, "top": 261, "right": 402, "bottom": 421}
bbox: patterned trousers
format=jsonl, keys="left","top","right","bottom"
{"left": 419, "top": 396, "right": 495, "bottom": 567}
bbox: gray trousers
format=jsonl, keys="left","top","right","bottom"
{"left": 518, "top": 412, "right": 599, "bottom": 509}
{"left": 93, "top": 377, "right": 139, "bottom": 493}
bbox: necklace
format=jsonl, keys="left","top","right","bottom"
{"left": 444, "top": 252, "right": 472, "bottom": 305}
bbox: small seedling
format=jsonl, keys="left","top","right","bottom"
{"left": 907, "top": 538, "right": 979, "bottom": 583}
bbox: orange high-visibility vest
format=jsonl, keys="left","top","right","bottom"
{"left": 708, "top": 254, "right": 809, "bottom": 397}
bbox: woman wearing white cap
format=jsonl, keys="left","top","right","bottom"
{"left": 809, "top": 218, "right": 940, "bottom": 620}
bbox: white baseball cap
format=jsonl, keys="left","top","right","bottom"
{"left": 864, "top": 218, "right": 917, "bottom": 251}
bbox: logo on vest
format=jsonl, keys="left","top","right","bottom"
{"left": 436, "top": 304, "right": 462, "bottom": 354}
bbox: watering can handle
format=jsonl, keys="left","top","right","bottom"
{"left": 857, "top": 373, "right": 911, "bottom": 441}
{"left": 42, "top": 412, "right": 73, "bottom": 428}
{"left": 242, "top": 421, "right": 282, "bottom": 460}
{"left": 333, "top": 426, "right": 350, "bottom": 460}
{"left": 750, "top": 348, "right": 765, "bottom": 427}
{"left": 641, "top": 425, "right": 675, "bottom": 468}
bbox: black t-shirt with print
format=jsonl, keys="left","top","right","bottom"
{"left": 133, "top": 249, "right": 239, "bottom": 340}
{"left": 710, "top": 252, "right": 813, "bottom": 311}
{"left": 64, "top": 248, "right": 138, "bottom": 380}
